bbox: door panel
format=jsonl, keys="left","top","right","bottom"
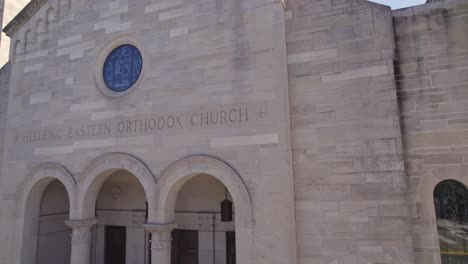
{"left": 171, "top": 229, "right": 198, "bottom": 264}
{"left": 105, "top": 226, "right": 126, "bottom": 264}
{"left": 226, "top": 232, "right": 236, "bottom": 264}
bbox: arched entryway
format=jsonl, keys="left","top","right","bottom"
{"left": 75, "top": 153, "right": 156, "bottom": 264}
{"left": 150, "top": 156, "right": 254, "bottom": 264}
{"left": 16, "top": 163, "right": 76, "bottom": 264}
{"left": 36, "top": 180, "right": 72, "bottom": 263}
{"left": 93, "top": 169, "right": 149, "bottom": 264}
{"left": 172, "top": 174, "right": 236, "bottom": 264}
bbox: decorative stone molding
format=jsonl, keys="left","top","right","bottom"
{"left": 77, "top": 152, "right": 156, "bottom": 219}
{"left": 80, "top": 152, "right": 155, "bottom": 185}
{"left": 144, "top": 222, "right": 177, "bottom": 233}
{"left": 19, "top": 162, "right": 77, "bottom": 212}
{"left": 153, "top": 155, "right": 254, "bottom": 226}
{"left": 150, "top": 231, "right": 171, "bottom": 251}
{"left": 144, "top": 223, "right": 177, "bottom": 251}
{"left": 94, "top": 35, "right": 147, "bottom": 98}
{"left": 16, "top": 162, "right": 77, "bottom": 263}
{"left": 65, "top": 219, "right": 98, "bottom": 244}
{"left": 3, "top": 0, "right": 48, "bottom": 37}
{"left": 29, "top": 162, "right": 76, "bottom": 185}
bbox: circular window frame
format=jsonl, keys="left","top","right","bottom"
{"left": 95, "top": 35, "right": 146, "bottom": 98}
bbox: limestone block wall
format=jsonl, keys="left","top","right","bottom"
{"left": 0, "top": 62, "right": 10, "bottom": 264}
{"left": 0, "top": 0, "right": 297, "bottom": 263}
{"left": 394, "top": 1, "right": 468, "bottom": 263}
{"left": 0, "top": 62, "right": 10, "bottom": 182}
{"left": 286, "top": 1, "right": 414, "bottom": 263}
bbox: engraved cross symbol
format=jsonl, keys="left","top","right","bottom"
{"left": 257, "top": 108, "right": 265, "bottom": 118}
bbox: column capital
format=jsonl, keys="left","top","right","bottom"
{"left": 65, "top": 218, "right": 98, "bottom": 229}
{"left": 65, "top": 219, "right": 98, "bottom": 245}
{"left": 145, "top": 223, "right": 177, "bottom": 252}
{"left": 144, "top": 222, "right": 177, "bottom": 233}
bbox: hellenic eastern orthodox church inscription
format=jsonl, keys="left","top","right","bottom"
{"left": 16, "top": 106, "right": 258, "bottom": 144}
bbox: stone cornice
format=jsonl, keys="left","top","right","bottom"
{"left": 3, "top": 0, "right": 288, "bottom": 37}
{"left": 3, "top": 0, "right": 48, "bottom": 37}
{"left": 144, "top": 223, "right": 178, "bottom": 233}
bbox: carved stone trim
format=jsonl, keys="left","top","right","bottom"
{"left": 94, "top": 36, "right": 147, "bottom": 98}
{"left": 65, "top": 219, "right": 98, "bottom": 244}
{"left": 3, "top": 0, "right": 48, "bottom": 37}
{"left": 150, "top": 231, "right": 172, "bottom": 251}
{"left": 144, "top": 222, "right": 177, "bottom": 233}
{"left": 77, "top": 152, "right": 156, "bottom": 219}
{"left": 144, "top": 223, "right": 177, "bottom": 251}
{"left": 65, "top": 218, "right": 98, "bottom": 228}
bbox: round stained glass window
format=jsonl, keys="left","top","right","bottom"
{"left": 103, "top": 44, "right": 143, "bottom": 92}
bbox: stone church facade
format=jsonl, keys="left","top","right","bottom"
{"left": 0, "top": 0, "right": 467, "bottom": 264}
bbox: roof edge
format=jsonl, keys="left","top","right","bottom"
{"left": 2, "top": 0, "right": 48, "bottom": 37}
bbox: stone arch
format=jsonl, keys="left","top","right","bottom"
{"left": 58, "top": 0, "right": 71, "bottom": 17}
{"left": 46, "top": 7, "right": 57, "bottom": 23}
{"left": 36, "top": 19, "right": 44, "bottom": 35}
{"left": 152, "top": 155, "right": 254, "bottom": 263}
{"left": 76, "top": 152, "right": 156, "bottom": 220}
{"left": 24, "top": 29, "right": 33, "bottom": 53}
{"left": 15, "top": 163, "right": 76, "bottom": 264}
{"left": 417, "top": 165, "right": 468, "bottom": 219}
{"left": 153, "top": 155, "right": 253, "bottom": 224}
{"left": 35, "top": 19, "right": 47, "bottom": 49}
{"left": 13, "top": 40, "right": 22, "bottom": 62}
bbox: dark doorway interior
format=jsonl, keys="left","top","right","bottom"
{"left": 171, "top": 229, "right": 198, "bottom": 264}
{"left": 105, "top": 226, "right": 126, "bottom": 264}
{"left": 226, "top": 231, "right": 236, "bottom": 264}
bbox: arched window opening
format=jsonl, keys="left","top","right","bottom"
{"left": 434, "top": 180, "right": 468, "bottom": 264}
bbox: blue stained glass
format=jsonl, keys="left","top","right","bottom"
{"left": 103, "top": 44, "right": 143, "bottom": 92}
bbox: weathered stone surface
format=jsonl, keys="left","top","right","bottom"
{"left": 0, "top": 0, "right": 467, "bottom": 264}
{"left": 394, "top": 1, "right": 468, "bottom": 263}
{"left": 286, "top": 0, "right": 415, "bottom": 263}
{"left": 0, "top": 1, "right": 296, "bottom": 264}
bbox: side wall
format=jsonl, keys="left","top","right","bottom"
{"left": 394, "top": 1, "right": 468, "bottom": 264}
{"left": 0, "top": 62, "right": 10, "bottom": 180}
{"left": 286, "top": 1, "right": 414, "bottom": 263}
{"left": 0, "top": 62, "right": 10, "bottom": 264}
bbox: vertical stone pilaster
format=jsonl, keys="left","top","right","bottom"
{"left": 144, "top": 223, "right": 177, "bottom": 264}
{"left": 65, "top": 219, "right": 98, "bottom": 264}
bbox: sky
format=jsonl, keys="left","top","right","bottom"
{"left": 369, "top": 0, "right": 426, "bottom": 9}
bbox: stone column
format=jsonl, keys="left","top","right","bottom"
{"left": 145, "top": 223, "right": 177, "bottom": 264}
{"left": 65, "top": 219, "right": 98, "bottom": 264}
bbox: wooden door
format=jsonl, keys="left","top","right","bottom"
{"left": 226, "top": 232, "right": 236, "bottom": 264}
{"left": 105, "top": 226, "right": 126, "bottom": 264}
{"left": 171, "top": 229, "right": 198, "bottom": 264}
